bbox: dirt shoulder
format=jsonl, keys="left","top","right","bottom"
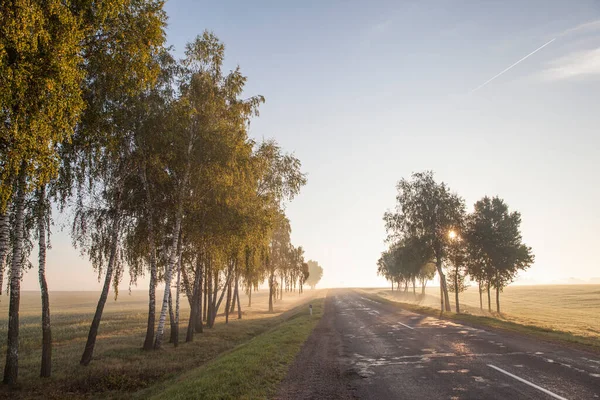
{"left": 275, "top": 292, "right": 355, "bottom": 400}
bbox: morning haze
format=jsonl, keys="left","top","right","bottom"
{"left": 16, "top": 0, "right": 600, "bottom": 292}
{"left": 2, "top": 1, "right": 600, "bottom": 397}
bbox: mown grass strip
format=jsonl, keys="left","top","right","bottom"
{"left": 361, "top": 291, "right": 600, "bottom": 352}
{"left": 140, "top": 298, "right": 324, "bottom": 400}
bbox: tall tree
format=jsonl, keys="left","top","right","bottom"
{"left": 464, "top": 214, "right": 492, "bottom": 310}
{"left": 467, "top": 196, "right": 534, "bottom": 312}
{"left": 1, "top": 0, "right": 84, "bottom": 383}
{"left": 0, "top": 210, "right": 9, "bottom": 296}
{"left": 384, "top": 171, "right": 465, "bottom": 312}
{"left": 268, "top": 214, "right": 291, "bottom": 312}
{"left": 447, "top": 230, "right": 468, "bottom": 313}
{"left": 305, "top": 260, "right": 323, "bottom": 289}
{"left": 35, "top": 186, "right": 52, "bottom": 377}
{"left": 67, "top": 0, "right": 167, "bottom": 366}
{"left": 417, "top": 262, "right": 436, "bottom": 295}
{"left": 153, "top": 30, "right": 265, "bottom": 346}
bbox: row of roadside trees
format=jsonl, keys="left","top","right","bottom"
{"left": 0, "top": 1, "right": 317, "bottom": 385}
{"left": 379, "top": 171, "right": 534, "bottom": 314}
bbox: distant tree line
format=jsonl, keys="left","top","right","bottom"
{"left": 305, "top": 260, "right": 324, "bottom": 289}
{"left": 380, "top": 171, "right": 534, "bottom": 314}
{"left": 0, "top": 1, "right": 320, "bottom": 385}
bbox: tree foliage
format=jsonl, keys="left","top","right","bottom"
{"left": 384, "top": 171, "right": 465, "bottom": 310}
{"left": 381, "top": 172, "right": 534, "bottom": 314}
{"left": 0, "top": 4, "right": 317, "bottom": 384}
{"left": 305, "top": 260, "right": 323, "bottom": 289}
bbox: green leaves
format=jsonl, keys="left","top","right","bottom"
{"left": 0, "top": 0, "right": 85, "bottom": 208}
{"left": 382, "top": 172, "right": 534, "bottom": 309}
{"left": 466, "top": 196, "right": 534, "bottom": 289}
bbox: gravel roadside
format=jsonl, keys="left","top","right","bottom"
{"left": 275, "top": 292, "right": 355, "bottom": 400}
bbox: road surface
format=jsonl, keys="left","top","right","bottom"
{"left": 277, "top": 289, "right": 600, "bottom": 399}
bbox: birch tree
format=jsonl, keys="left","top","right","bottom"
{"left": 1, "top": 0, "right": 84, "bottom": 383}
{"left": 384, "top": 171, "right": 465, "bottom": 312}
{"left": 67, "top": 0, "right": 166, "bottom": 366}
{"left": 467, "top": 196, "right": 534, "bottom": 312}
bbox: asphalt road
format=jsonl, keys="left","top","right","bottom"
{"left": 277, "top": 289, "right": 600, "bottom": 400}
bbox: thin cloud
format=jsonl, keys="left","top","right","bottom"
{"left": 540, "top": 47, "right": 600, "bottom": 81}
{"left": 470, "top": 38, "right": 556, "bottom": 93}
{"left": 560, "top": 19, "right": 600, "bottom": 37}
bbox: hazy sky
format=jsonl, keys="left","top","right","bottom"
{"left": 17, "top": 0, "right": 600, "bottom": 292}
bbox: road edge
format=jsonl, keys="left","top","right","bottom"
{"left": 359, "top": 290, "right": 600, "bottom": 355}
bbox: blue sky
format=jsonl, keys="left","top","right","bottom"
{"left": 18, "top": 0, "right": 600, "bottom": 290}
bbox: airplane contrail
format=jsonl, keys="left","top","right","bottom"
{"left": 470, "top": 38, "right": 556, "bottom": 93}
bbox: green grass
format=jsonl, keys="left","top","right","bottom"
{"left": 360, "top": 289, "right": 600, "bottom": 352}
{"left": 138, "top": 298, "right": 324, "bottom": 400}
{"left": 0, "top": 289, "right": 323, "bottom": 399}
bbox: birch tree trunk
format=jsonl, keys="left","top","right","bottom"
{"left": 203, "top": 263, "right": 208, "bottom": 322}
{"left": 478, "top": 281, "right": 483, "bottom": 310}
{"left": 225, "top": 277, "right": 231, "bottom": 324}
{"left": 154, "top": 217, "right": 183, "bottom": 349}
{"left": 454, "top": 270, "right": 460, "bottom": 313}
{"left": 37, "top": 187, "right": 52, "bottom": 377}
{"left": 168, "top": 289, "right": 176, "bottom": 344}
{"left": 439, "top": 282, "right": 444, "bottom": 312}
{"left": 487, "top": 282, "right": 491, "bottom": 311}
{"left": 80, "top": 206, "right": 121, "bottom": 366}
{"left": 194, "top": 255, "right": 203, "bottom": 333}
{"left": 496, "top": 285, "right": 501, "bottom": 313}
{"left": 268, "top": 271, "right": 274, "bottom": 313}
{"left": 207, "top": 267, "right": 213, "bottom": 327}
{"left": 208, "top": 269, "right": 219, "bottom": 328}
{"left": 186, "top": 256, "right": 203, "bottom": 341}
{"left": 280, "top": 276, "right": 284, "bottom": 300}
{"left": 436, "top": 257, "right": 451, "bottom": 312}
{"left": 143, "top": 251, "right": 157, "bottom": 350}
{"left": 235, "top": 278, "right": 242, "bottom": 319}
{"left": 214, "top": 270, "right": 232, "bottom": 324}
{"left": 229, "top": 273, "right": 237, "bottom": 315}
{"left": 3, "top": 167, "right": 26, "bottom": 384}
{"left": 181, "top": 267, "right": 193, "bottom": 308}
{"left": 0, "top": 210, "right": 9, "bottom": 296}
{"left": 154, "top": 134, "right": 192, "bottom": 349}
{"left": 174, "top": 256, "right": 182, "bottom": 347}
{"left": 142, "top": 166, "right": 158, "bottom": 351}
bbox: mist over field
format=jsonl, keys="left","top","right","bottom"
{"left": 1, "top": 0, "right": 599, "bottom": 398}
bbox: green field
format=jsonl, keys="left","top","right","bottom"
{"left": 363, "top": 284, "right": 600, "bottom": 339}
{"left": 0, "top": 289, "right": 323, "bottom": 399}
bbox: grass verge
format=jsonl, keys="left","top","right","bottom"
{"left": 360, "top": 291, "right": 600, "bottom": 352}
{"left": 0, "top": 291, "right": 321, "bottom": 399}
{"left": 136, "top": 298, "right": 324, "bottom": 400}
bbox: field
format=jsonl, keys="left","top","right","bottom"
{"left": 1, "top": 284, "right": 598, "bottom": 399}
{"left": 362, "top": 284, "right": 600, "bottom": 339}
{"left": 0, "top": 289, "right": 323, "bottom": 399}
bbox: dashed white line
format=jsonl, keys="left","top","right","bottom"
{"left": 487, "top": 364, "right": 569, "bottom": 400}
{"left": 396, "top": 322, "right": 415, "bottom": 330}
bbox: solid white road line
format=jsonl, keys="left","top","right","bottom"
{"left": 487, "top": 364, "right": 569, "bottom": 400}
{"left": 397, "top": 322, "right": 415, "bottom": 330}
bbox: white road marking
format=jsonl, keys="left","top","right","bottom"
{"left": 487, "top": 364, "right": 569, "bottom": 400}
{"left": 397, "top": 322, "right": 414, "bottom": 330}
